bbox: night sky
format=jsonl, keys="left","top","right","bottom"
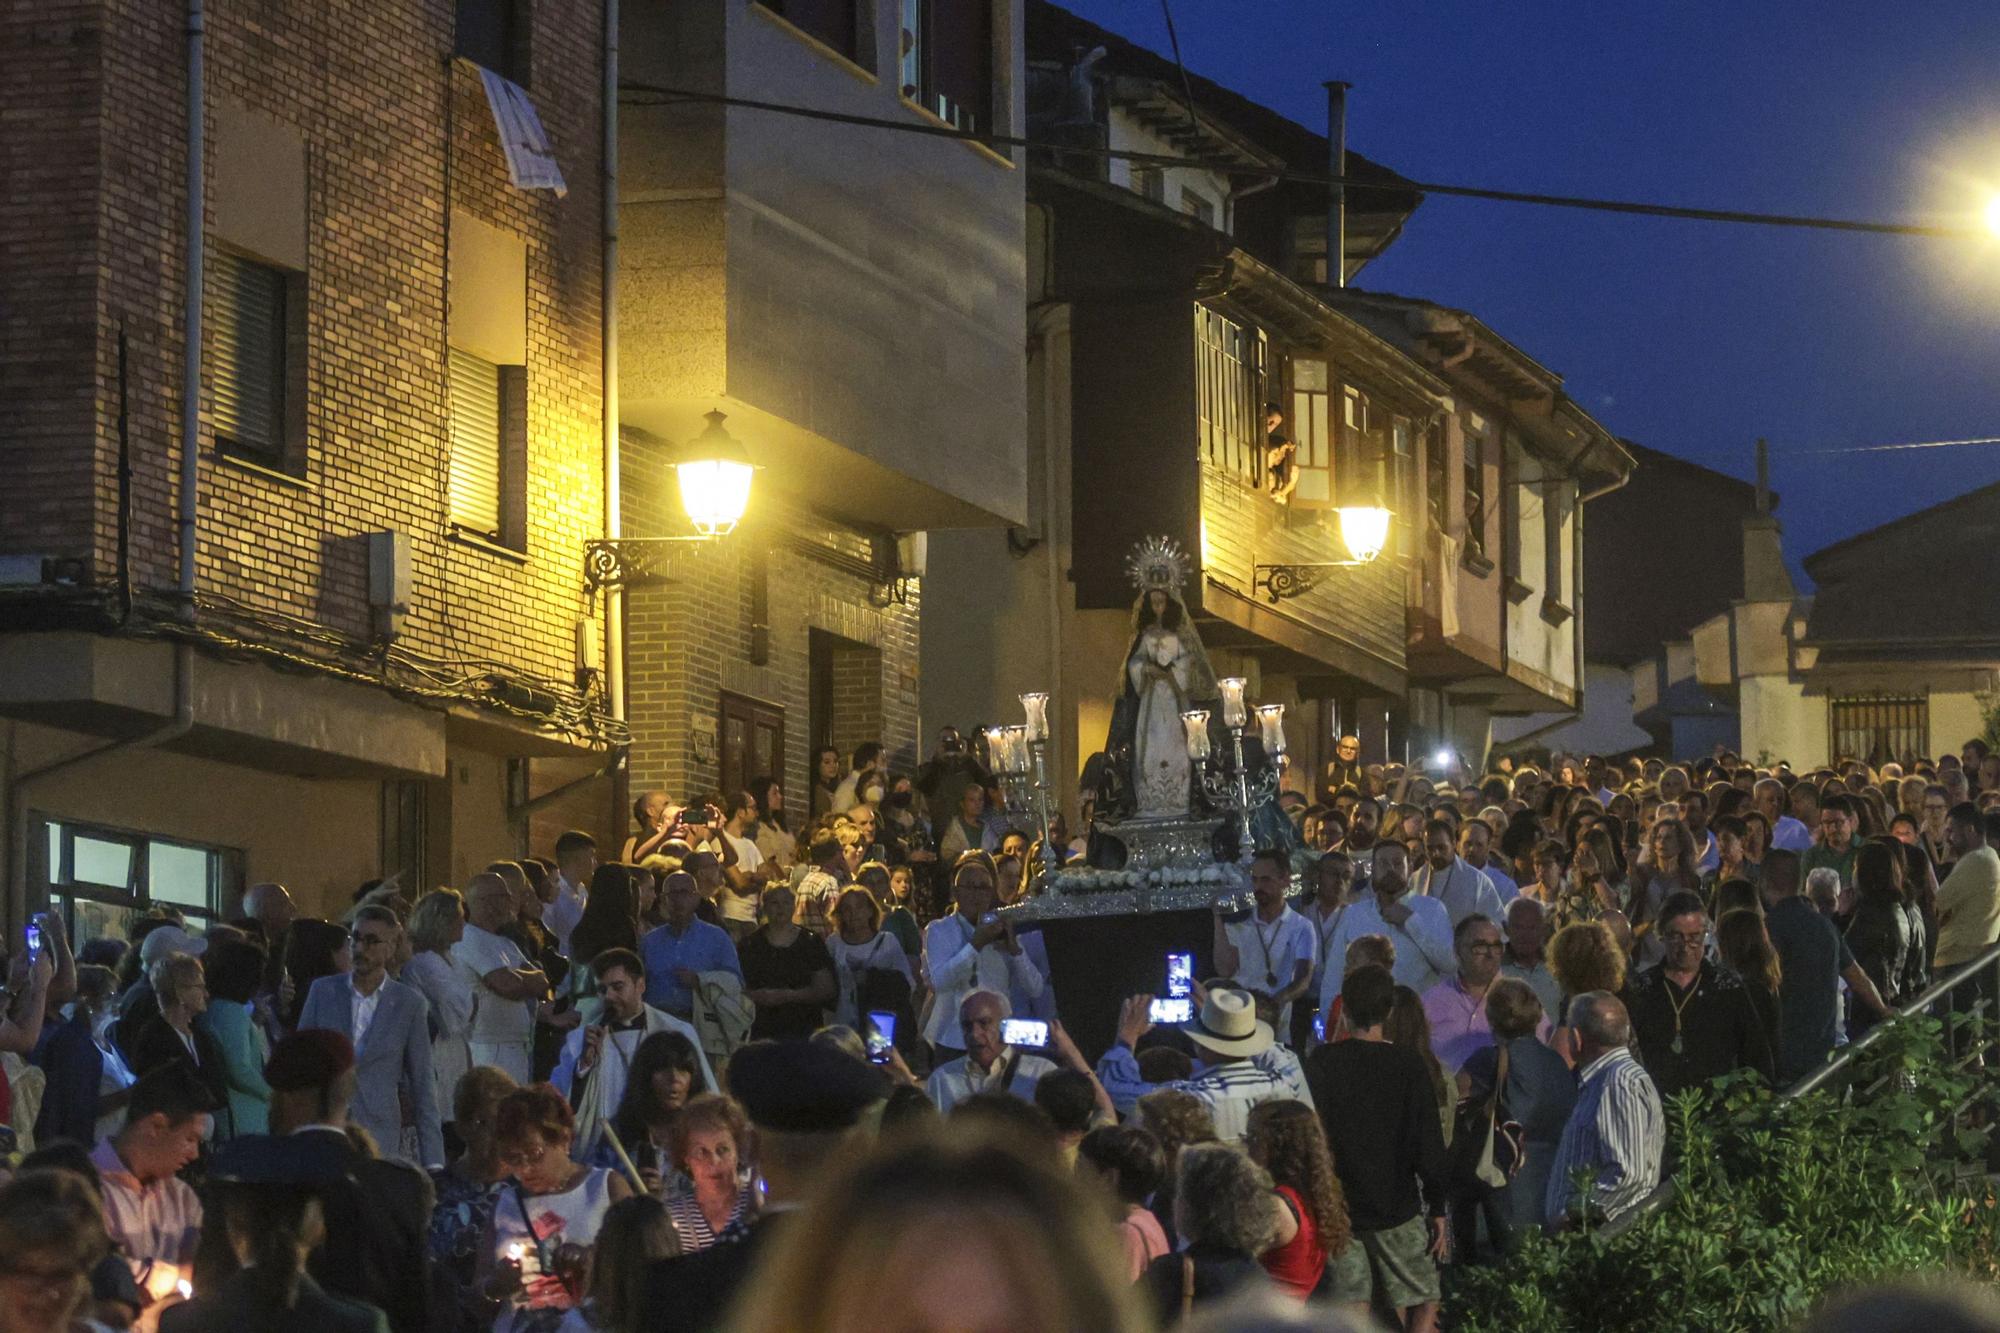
{"left": 1059, "top": 2, "right": 2000, "bottom": 583}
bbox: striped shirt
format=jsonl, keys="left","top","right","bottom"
{"left": 1543, "top": 1045, "right": 1663, "bottom": 1228}
{"left": 665, "top": 1184, "right": 753, "bottom": 1253}
{"left": 1096, "top": 1042, "right": 1314, "bottom": 1144}
{"left": 91, "top": 1137, "right": 203, "bottom": 1283}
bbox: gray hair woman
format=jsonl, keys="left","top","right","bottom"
{"left": 1143, "top": 1141, "right": 1277, "bottom": 1320}
{"left": 402, "top": 889, "right": 474, "bottom": 1124}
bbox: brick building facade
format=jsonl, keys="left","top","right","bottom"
{"left": 618, "top": 431, "right": 922, "bottom": 814}
{"left": 0, "top": 0, "right": 613, "bottom": 931}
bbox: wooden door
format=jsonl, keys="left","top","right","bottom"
{"left": 720, "top": 692, "right": 785, "bottom": 802}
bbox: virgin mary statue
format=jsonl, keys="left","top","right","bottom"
{"left": 1106, "top": 537, "right": 1220, "bottom": 819}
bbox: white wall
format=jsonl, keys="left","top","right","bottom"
{"left": 1105, "top": 109, "right": 1235, "bottom": 231}
{"left": 1739, "top": 675, "right": 1823, "bottom": 770}
{"left": 1492, "top": 660, "right": 1654, "bottom": 758}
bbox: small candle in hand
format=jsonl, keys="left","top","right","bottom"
{"left": 175, "top": 1280, "right": 192, "bottom": 1300}
{"left": 506, "top": 1242, "right": 527, "bottom": 1264}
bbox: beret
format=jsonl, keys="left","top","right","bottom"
{"left": 726, "top": 1040, "right": 881, "bottom": 1133}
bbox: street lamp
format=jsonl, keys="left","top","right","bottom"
{"left": 1335, "top": 504, "right": 1392, "bottom": 564}
{"left": 584, "top": 410, "right": 757, "bottom": 592}
{"left": 1253, "top": 504, "right": 1394, "bottom": 602}
{"left": 675, "top": 410, "right": 755, "bottom": 538}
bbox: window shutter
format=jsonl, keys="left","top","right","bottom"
{"left": 212, "top": 251, "right": 287, "bottom": 461}
{"left": 449, "top": 346, "right": 504, "bottom": 538}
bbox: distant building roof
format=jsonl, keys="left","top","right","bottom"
{"left": 1025, "top": 1, "right": 1422, "bottom": 265}
{"left": 1801, "top": 479, "right": 2000, "bottom": 654}
{"left": 1583, "top": 442, "right": 1774, "bottom": 667}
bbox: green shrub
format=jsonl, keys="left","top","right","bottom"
{"left": 1444, "top": 1015, "right": 2000, "bottom": 1331}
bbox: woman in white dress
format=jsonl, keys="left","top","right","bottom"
{"left": 482, "top": 1084, "right": 634, "bottom": 1333}
{"left": 826, "top": 887, "right": 914, "bottom": 1028}
{"left": 1108, "top": 538, "right": 1220, "bottom": 820}
{"left": 401, "top": 889, "right": 475, "bottom": 1133}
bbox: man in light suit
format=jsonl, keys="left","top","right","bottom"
{"left": 298, "top": 904, "right": 443, "bottom": 1169}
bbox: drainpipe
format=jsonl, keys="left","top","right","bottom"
{"left": 7, "top": 0, "right": 205, "bottom": 923}
{"left": 1323, "top": 81, "right": 1350, "bottom": 290}
{"left": 178, "top": 0, "right": 204, "bottom": 611}
{"left": 602, "top": 0, "right": 628, "bottom": 833}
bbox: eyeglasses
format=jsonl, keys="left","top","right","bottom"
{"left": 349, "top": 932, "right": 392, "bottom": 948}
{"left": 1663, "top": 931, "right": 1708, "bottom": 945}
{"left": 1464, "top": 941, "right": 1504, "bottom": 953}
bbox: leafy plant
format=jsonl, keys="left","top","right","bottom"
{"left": 1444, "top": 1015, "right": 2000, "bottom": 1331}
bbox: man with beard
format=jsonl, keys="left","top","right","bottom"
{"left": 1316, "top": 841, "right": 1455, "bottom": 1027}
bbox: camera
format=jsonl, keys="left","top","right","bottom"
{"left": 1000, "top": 1018, "right": 1049, "bottom": 1048}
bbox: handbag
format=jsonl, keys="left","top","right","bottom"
{"left": 1452, "top": 1043, "right": 1526, "bottom": 1191}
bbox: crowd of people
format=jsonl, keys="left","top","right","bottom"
{"left": 2, "top": 732, "right": 1999, "bottom": 1332}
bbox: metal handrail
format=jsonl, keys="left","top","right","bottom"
{"left": 1595, "top": 938, "right": 2000, "bottom": 1239}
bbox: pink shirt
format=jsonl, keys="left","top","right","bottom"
{"left": 1420, "top": 977, "right": 1553, "bottom": 1075}
{"left": 91, "top": 1137, "right": 202, "bottom": 1280}
{"left": 1117, "top": 1205, "right": 1170, "bottom": 1282}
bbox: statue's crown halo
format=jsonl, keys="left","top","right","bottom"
{"left": 1125, "top": 535, "right": 1189, "bottom": 594}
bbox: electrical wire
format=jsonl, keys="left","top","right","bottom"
{"left": 64, "top": 586, "right": 630, "bottom": 746}
{"left": 620, "top": 81, "right": 1987, "bottom": 240}
{"left": 1156, "top": 0, "right": 1202, "bottom": 144}
{"left": 1777, "top": 435, "right": 2000, "bottom": 456}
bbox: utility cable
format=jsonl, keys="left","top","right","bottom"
{"left": 1157, "top": 0, "right": 1203, "bottom": 144}
{"left": 620, "top": 81, "right": 1985, "bottom": 239}
{"left": 1776, "top": 435, "right": 2000, "bottom": 456}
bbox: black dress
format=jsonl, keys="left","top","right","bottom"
{"left": 129, "top": 1016, "right": 233, "bottom": 1134}
{"left": 1843, "top": 894, "right": 1913, "bottom": 1024}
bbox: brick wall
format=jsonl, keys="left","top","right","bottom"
{"left": 3, "top": 0, "right": 604, "bottom": 703}
{"left": 621, "top": 430, "right": 920, "bottom": 810}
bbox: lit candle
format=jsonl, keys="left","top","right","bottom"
{"left": 984, "top": 727, "right": 1009, "bottom": 771}
{"left": 1256, "top": 704, "right": 1287, "bottom": 757}
{"left": 1217, "top": 678, "right": 1247, "bottom": 730}
{"left": 1182, "top": 710, "right": 1212, "bottom": 761}
{"left": 1019, "top": 692, "right": 1050, "bottom": 743}
{"left": 175, "top": 1280, "right": 192, "bottom": 1301}
{"left": 506, "top": 1242, "right": 527, "bottom": 1264}
{"left": 1005, "top": 725, "right": 1030, "bottom": 775}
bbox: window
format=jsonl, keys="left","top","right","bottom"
{"left": 1830, "top": 695, "right": 1928, "bottom": 768}
{"left": 212, "top": 249, "right": 303, "bottom": 473}
{"left": 1544, "top": 477, "right": 1571, "bottom": 607}
{"left": 1131, "top": 166, "right": 1166, "bottom": 204}
{"left": 1339, "top": 385, "right": 1386, "bottom": 505}
{"left": 1194, "top": 305, "right": 1266, "bottom": 482}
{"left": 1288, "top": 357, "right": 1332, "bottom": 506}
{"left": 35, "top": 817, "right": 240, "bottom": 950}
{"left": 456, "top": 0, "right": 531, "bottom": 85}
{"left": 1463, "top": 413, "right": 1489, "bottom": 563}
{"left": 1425, "top": 419, "right": 1447, "bottom": 531}
{"left": 758, "top": 0, "right": 862, "bottom": 64}
{"left": 448, "top": 211, "right": 528, "bottom": 547}
{"left": 1181, "top": 188, "right": 1217, "bottom": 229}
{"left": 1390, "top": 416, "right": 1414, "bottom": 556}
{"left": 448, "top": 347, "right": 524, "bottom": 545}
{"left": 382, "top": 780, "right": 428, "bottom": 893}
{"left": 901, "top": 0, "right": 992, "bottom": 135}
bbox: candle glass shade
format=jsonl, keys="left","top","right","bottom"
{"left": 1256, "top": 704, "right": 1287, "bottom": 757}
{"left": 1005, "top": 726, "right": 1031, "bottom": 776}
{"left": 1182, "top": 709, "right": 1213, "bottom": 761}
{"left": 1217, "top": 678, "right": 1248, "bottom": 730}
{"left": 984, "top": 727, "right": 1010, "bottom": 773}
{"left": 1019, "top": 692, "right": 1050, "bottom": 743}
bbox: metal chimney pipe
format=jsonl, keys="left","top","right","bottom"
{"left": 1324, "top": 81, "right": 1351, "bottom": 289}
{"left": 1755, "top": 437, "right": 1769, "bottom": 514}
